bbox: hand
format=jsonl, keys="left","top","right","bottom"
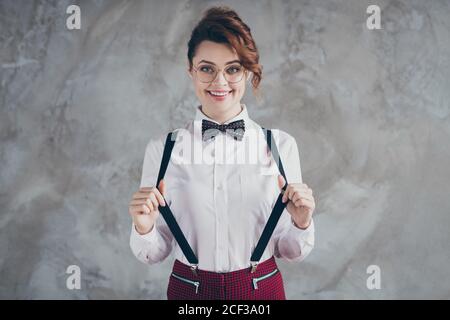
{"left": 278, "top": 175, "right": 315, "bottom": 229}
{"left": 128, "top": 180, "right": 166, "bottom": 235}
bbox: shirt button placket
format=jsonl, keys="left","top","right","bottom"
{"left": 213, "top": 136, "right": 220, "bottom": 269}
{"left": 215, "top": 135, "right": 228, "bottom": 271}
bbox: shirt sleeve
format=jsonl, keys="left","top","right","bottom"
{"left": 129, "top": 136, "right": 175, "bottom": 265}
{"left": 271, "top": 131, "right": 315, "bottom": 263}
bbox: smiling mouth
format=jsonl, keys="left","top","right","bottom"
{"left": 206, "top": 90, "right": 233, "bottom": 97}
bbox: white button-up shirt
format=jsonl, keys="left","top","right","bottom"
{"left": 129, "top": 104, "right": 315, "bottom": 272}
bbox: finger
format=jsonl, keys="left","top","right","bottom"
{"left": 294, "top": 198, "right": 314, "bottom": 208}
{"left": 130, "top": 203, "right": 150, "bottom": 214}
{"left": 153, "top": 191, "right": 166, "bottom": 207}
{"left": 154, "top": 186, "right": 166, "bottom": 207}
{"left": 136, "top": 186, "right": 165, "bottom": 206}
{"left": 296, "top": 183, "right": 312, "bottom": 194}
{"left": 292, "top": 192, "right": 302, "bottom": 203}
{"left": 133, "top": 189, "right": 156, "bottom": 199}
{"left": 278, "top": 175, "right": 286, "bottom": 190}
{"left": 302, "top": 183, "right": 310, "bottom": 190}
{"left": 293, "top": 184, "right": 312, "bottom": 194}
{"left": 144, "top": 200, "right": 154, "bottom": 212}
{"left": 282, "top": 184, "right": 293, "bottom": 203}
{"left": 295, "top": 184, "right": 311, "bottom": 192}
{"left": 303, "top": 193, "right": 314, "bottom": 201}
{"left": 158, "top": 179, "right": 166, "bottom": 196}
{"left": 129, "top": 205, "right": 144, "bottom": 215}
{"left": 148, "top": 193, "right": 160, "bottom": 211}
{"left": 293, "top": 198, "right": 306, "bottom": 208}
{"left": 292, "top": 192, "right": 314, "bottom": 203}
{"left": 286, "top": 185, "right": 296, "bottom": 201}
{"left": 282, "top": 184, "right": 289, "bottom": 203}
{"left": 304, "top": 187, "right": 313, "bottom": 195}
{"left": 130, "top": 199, "right": 151, "bottom": 206}
{"left": 144, "top": 202, "right": 153, "bottom": 213}
{"left": 130, "top": 204, "right": 150, "bottom": 215}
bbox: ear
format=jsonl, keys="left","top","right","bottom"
{"left": 245, "top": 70, "right": 252, "bottom": 81}
{"left": 187, "top": 60, "right": 193, "bottom": 79}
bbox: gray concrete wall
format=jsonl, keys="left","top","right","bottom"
{"left": 1, "top": 0, "right": 449, "bottom": 299}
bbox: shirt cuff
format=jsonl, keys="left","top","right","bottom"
{"left": 287, "top": 217, "right": 315, "bottom": 243}
{"left": 291, "top": 217, "right": 313, "bottom": 231}
{"left": 131, "top": 222, "right": 159, "bottom": 243}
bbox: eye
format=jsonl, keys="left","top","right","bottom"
{"left": 199, "top": 65, "right": 214, "bottom": 73}
{"left": 226, "top": 65, "right": 242, "bottom": 74}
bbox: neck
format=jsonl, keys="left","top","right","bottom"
{"left": 201, "top": 103, "right": 243, "bottom": 124}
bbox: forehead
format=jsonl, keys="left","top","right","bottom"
{"left": 193, "top": 40, "right": 239, "bottom": 65}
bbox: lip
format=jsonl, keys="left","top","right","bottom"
{"left": 206, "top": 89, "right": 233, "bottom": 101}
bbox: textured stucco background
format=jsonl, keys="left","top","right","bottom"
{"left": 1, "top": 0, "right": 450, "bottom": 299}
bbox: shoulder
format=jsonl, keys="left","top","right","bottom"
{"left": 271, "top": 128, "right": 296, "bottom": 143}
{"left": 266, "top": 128, "right": 299, "bottom": 153}
{"left": 144, "top": 133, "right": 165, "bottom": 154}
{"left": 269, "top": 129, "right": 302, "bottom": 182}
{"left": 248, "top": 119, "right": 296, "bottom": 143}
{"left": 144, "top": 122, "right": 188, "bottom": 148}
{"left": 143, "top": 125, "right": 188, "bottom": 157}
{"left": 248, "top": 119, "right": 299, "bottom": 155}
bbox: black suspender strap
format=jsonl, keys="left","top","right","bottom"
{"left": 155, "top": 131, "right": 199, "bottom": 272}
{"left": 153, "top": 128, "right": 288, "bottom": 274}
{"left": 250, "top": 128, "right": 288, "bottom": 272}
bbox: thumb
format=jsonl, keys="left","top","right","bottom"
{"left": 278, "top": 174, "right": 286, "bottom": 190}
{"left": 158, "top": 179, "right": 166, "bottom": 196}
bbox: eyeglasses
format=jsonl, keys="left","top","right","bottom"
{"left": 192, "top": 63, "right": 247, "bottom": 84}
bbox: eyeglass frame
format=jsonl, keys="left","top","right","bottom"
{"left": 191, "top": 63, "right": 248, "bottom": 84}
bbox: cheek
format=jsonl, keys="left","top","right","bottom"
{"left": 232, "top": 84, "right": 246, "bottom": 97}
{"left": 194, "top": 83, "right": 208, "bottom": 95}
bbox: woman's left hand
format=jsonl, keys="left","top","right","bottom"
{"left": 278, "top": 175, "right": 315, "bottom": 229}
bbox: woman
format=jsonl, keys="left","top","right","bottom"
{"left": 128, "top": 6, "right": 316, "bottom": 300}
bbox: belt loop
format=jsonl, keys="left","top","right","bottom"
{"left": 190, "top": 264, "right": 198, "bottom": 276}
{"left": 250, "top": 261, "right": 258, "bottom": 273}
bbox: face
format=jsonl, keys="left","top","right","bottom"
{"left": 188, "top": 40, "right": 249, "bottom": 122}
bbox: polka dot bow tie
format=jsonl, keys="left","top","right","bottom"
{"left": 201, "top": 119, "right": 245, "bottom": 141}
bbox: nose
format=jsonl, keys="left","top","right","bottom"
{"left": 211, "top": 70, "right": 228, "bottom": 85}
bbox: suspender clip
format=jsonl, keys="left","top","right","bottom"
{"left": 190, "top": 264, "right": 199, "bottom": 276}
{"left": 250, "top": 261, "right": 258, "bottom": 273}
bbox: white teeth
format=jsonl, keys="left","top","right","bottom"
{"left": 208, "top": 91, "right": 231, "bottom": 96}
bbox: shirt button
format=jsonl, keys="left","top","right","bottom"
{"left": 217, "top": 184, "right": 222, "bottom": 190}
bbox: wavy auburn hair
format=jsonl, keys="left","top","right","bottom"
{"left": 187, "top": 6, "right": 263, "bottom": 99}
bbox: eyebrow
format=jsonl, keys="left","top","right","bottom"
{"left": 197, "top": 59, "right": 241, "bottom": 66}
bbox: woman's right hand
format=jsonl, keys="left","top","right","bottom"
{"left": 129, "top": 180, "right": 166, "bottom": 235}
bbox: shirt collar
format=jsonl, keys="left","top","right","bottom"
{"left": 194, "top": 103, "right": 250, "bottom": 125}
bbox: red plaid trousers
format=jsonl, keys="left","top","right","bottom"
{"left": 167, "top": 256, "right": 286, "bottom": 300}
